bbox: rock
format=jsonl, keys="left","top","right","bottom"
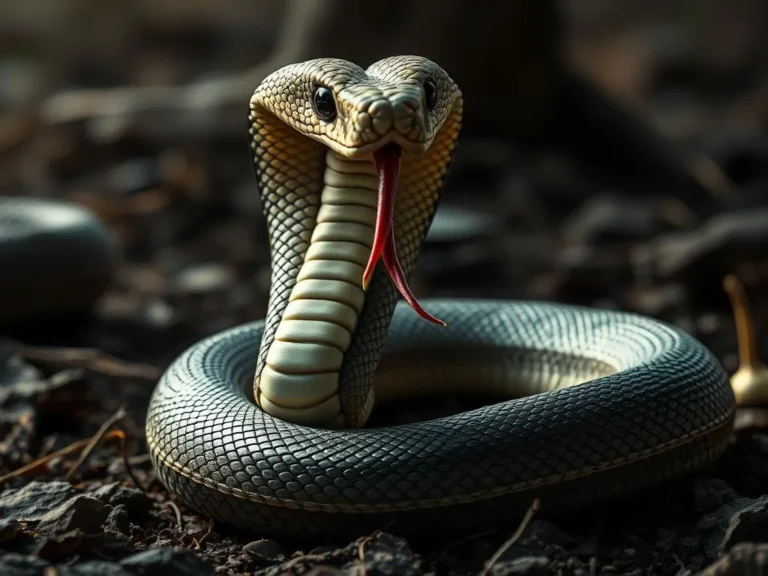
{"left": 426, "top": 205, "right": 498, "bottom": 245}
{"left": 560, "top": 194, "right": 666, "bottom": 245}
{"left": 0, "top": 518, "right": 22, "bottom": 543}
{"left": 0, "top": 481, "right": 109, "bottom": 536}
{"left": 696, "top": 542, "right": 768, "bottom": 576}
{"left": 488, "top": 556, "right": 554, "bottom": 576}
{"left": 0, "top": 554, "right": 51, "bottom": 576}
{"left": 0, "top": 403, "right": 36, "bottom": 468}
{"left": 0, "top": 481, "right": 78, "bottom": 521}
{"left": 120, "top": 547, "right": 214, "bottom": 576}
{"left": 102, "top": 504, "right": 131, "bottom": 541}
{"left": 243, "top": 538, "right": 286, "bottom": 562}
{"left": 35, "top": 530, "right": 88, "bottom": 561}
{"left": 57, "top": 561, "right": 133, "bottom": 576}
{"left": 0, "top": 346, "right": 42, "bottom": 388}
{"left": 696, "top": 480, "right": 768, "bottom": 558}
{"left": 0, "top": 197, "right": 119, "bottom": 326}
{"left": 37, "top": 495, "right": 109, "bottom": 536}
{"left": 91, "top": 483, "right": 152, "bottom": 519}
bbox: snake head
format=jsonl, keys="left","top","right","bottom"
{"left": 250, "top": 56, "right": 463, "bottom": 326}
{"left": 251, "top": 56, "right": 461, "bottom": 158}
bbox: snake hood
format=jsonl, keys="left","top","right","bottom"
{"left": 248, "top": 56, "right": 463, "bottom": 428}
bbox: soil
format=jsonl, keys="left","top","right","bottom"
{"left": 1, "top": 3, "right": 768, "bottom": 575}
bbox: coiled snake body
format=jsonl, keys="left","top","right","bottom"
{"left": 8, "top": 56, "right": 734, "bottom": 539}
{"left": 142, "top": 56, "right": 735, "bottom": 537}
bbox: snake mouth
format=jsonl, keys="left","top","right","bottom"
{"left": 364, "top": 143, "right": 446, "bottom": 327}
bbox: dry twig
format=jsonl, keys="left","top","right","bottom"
{"left": 6, "top": 339, "right": 162, "bottom": 381}
{"left": 0, "top": 406, "right": 145, "bottom": 493}
{"left": 479, "top": 499, "right": 541, "bottom": 576}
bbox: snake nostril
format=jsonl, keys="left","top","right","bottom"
{"left": 390, "top": 94, "right": 425, "bottom": 138}
{"left": 367, "top": 100, "right": 393, "bottom": 136}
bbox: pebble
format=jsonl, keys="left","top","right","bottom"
{"left": 91, "top": 483, "right": 151, "bottom": 518}
{"left": 106, "top": 158, "right": 162, "bottom": 195}
{"left": 120, "top": 548, "right": 215, "bottom": 575}
{"left": 175, "top": 263, "right": 235, "bottom": 294}
{"left": 0, "top": 348, "right": 42, "bottom": 388}
{"left": 426, "top": 204, "right": 498, "bottom": 245}
{"left": 243, "top": 538, "right": 286, "bottom": 562}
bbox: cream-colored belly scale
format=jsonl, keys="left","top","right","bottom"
{"left": 255, "top": 151, "right": 377, "bottom": 426}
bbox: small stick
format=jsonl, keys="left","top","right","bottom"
{"left": 479, "top": 498, "right": 541, "bottom": 576}
{"left": 0, "top": 410, "right": 145, "bottom": 494}
{"left": 6, "top": 340, "right": 162, "bottom": 381}
{"left": 0, "top": 436, "right": 104, "bottom": 485}
{"left": 166, "top": 501, "right": 183, "bottom": 528}
{"left": 64, "top": 407, "right": 125, "bottom": 481}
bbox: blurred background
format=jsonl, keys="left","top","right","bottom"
{"left": 1, "top": 0, "right": 766, "bottom": 372}
{"left": 1, "top": 3, "right": 768, "bottom": 571}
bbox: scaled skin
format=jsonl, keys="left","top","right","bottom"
{"left": 247, "top": 56, "right": 462, "bottom": 428}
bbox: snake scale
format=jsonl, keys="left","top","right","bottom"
{"left": 1, "top": 56, "right": 735, "bottom": 540}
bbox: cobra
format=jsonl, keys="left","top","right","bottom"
{"left": 144, "top": 56, "right": 735, "bottom": 539}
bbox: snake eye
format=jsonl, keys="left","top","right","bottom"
{"left": 312, "top": 86, "right": 337, "bottom": 122}
{"left": 424, "top": 79, "right": 438, "bottom": 111}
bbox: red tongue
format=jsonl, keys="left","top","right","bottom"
{"left": 363, "top": 144, "right": 446, "bottom": 327}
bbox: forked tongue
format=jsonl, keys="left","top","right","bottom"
{"left": 362, "top": 143, "right": 446, "bottom": 327}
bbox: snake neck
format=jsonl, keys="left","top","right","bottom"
{"left": 253, "top": 149, "right": 384, "bottom": 428}
{"left": 249, "top": 64, "right": 463, "bottom": 430}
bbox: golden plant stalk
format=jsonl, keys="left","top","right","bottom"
{"left": 723, "top": 274, "right": 768, "bottom": 405}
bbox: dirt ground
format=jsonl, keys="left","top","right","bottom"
{"left": 1, "top": 2, "right": 768, "bottom": 574}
